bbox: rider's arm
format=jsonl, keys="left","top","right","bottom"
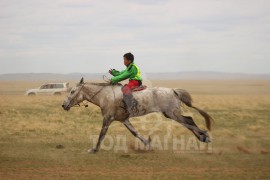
{"left": 111, "top": 69, "right": 122, "bottom": 76}
{"left": 111, "top": 66, "right": 136, "bottom": 83}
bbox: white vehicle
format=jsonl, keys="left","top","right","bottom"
{"left": 25, "top": 83, "right": 70, "bottom": 96}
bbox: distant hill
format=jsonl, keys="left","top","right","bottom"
{"left": 0, "top": 71, "right": 270, "bottom": 81}
{"left": 0, "top": 73, "right": 103, "bottom": 81}
{"left": 146, "top": 71, "right": 270, "bottom": 80}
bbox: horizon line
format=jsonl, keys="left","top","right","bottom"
{"left": 1, "top": 70, "right": 270, "bottom": 76}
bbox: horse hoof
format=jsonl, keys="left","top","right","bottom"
{"left": 88, "top": 148, "right": 97, "bottom": 154}
{"left": 204, "top": 138, "right": 211, "bottom": 143}
{"left": 200, "top": 136, "right": 211, "bottom": 143}
{"left": 146, "top": 145, "right": 153, "bottom": 151}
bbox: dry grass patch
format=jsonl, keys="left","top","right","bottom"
{"left": 0, "top": 80, "right": 270, "bottom": 179}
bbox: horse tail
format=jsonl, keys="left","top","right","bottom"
{"left": 173, "top": 89, "right": 213, "bottom": 131}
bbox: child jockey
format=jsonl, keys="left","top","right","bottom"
{"left": 109, "top": 52, "right": 142, "bottom": 114}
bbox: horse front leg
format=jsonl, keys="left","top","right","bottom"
{"left": 89, "top": 118, "right": 112, "bottom": 154}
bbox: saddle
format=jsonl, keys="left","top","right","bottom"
{"left": 132, "top": 85, "right": 147, "bottom": 92}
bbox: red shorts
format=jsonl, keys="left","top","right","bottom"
{"left": 121, "top": 80, "right": 140, "bottom": 95}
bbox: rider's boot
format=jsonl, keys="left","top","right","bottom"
{"left": 123, "top": 93, "right": 138, "bottom": 115}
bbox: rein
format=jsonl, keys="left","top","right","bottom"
{"left": 72, "top": 83, "right": 107, "bottom": 108}
{"left": 87, "top": 85, "right": 107, "bottom": 103}
{"left": 69, "top": 79, "right": 118, "bottom": 109}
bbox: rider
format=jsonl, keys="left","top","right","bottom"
{"left": 109, "top": 52, "right": 142, "bottom": 113}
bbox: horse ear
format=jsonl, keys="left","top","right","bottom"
{"left": 79, "top": 77, "right": 84, "bottom": 84}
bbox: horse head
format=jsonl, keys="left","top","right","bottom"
{"left": 62, "top": 77, "right": 85, "bottom": 111}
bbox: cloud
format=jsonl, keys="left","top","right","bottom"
{"left": 0, "top": 0, "right": 270, "bottom": 74}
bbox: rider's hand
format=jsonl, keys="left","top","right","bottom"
{"left": 110, "top": 79, "right": 117, "bottom": 85}
{"left": 109, "top": 69, "right": 113, "bottom": 75}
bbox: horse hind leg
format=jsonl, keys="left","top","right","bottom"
{"left": 164, "top": 110, "right": 211, "bottom": 143}
{"left": 123, "top": 119, "right": 152, "bottom": 150}
{"left": 180, "top": 115, "right": 211, "bottom": 143}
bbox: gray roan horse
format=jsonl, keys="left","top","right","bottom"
{"left": 62, "top": 78, "right": 213, "bottom": 153}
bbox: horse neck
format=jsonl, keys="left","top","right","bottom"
{"left": 82, "top": 84, "right": 109, "bottom": 107}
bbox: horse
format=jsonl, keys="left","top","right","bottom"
{"left": 62, "top": 78, "right": 213, "bottom": 153}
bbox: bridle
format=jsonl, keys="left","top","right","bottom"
{"left": 68, "top": 83, "right": 107, "bottom": 108}
{"left": 67, "top": 83, "right": 85, "bottom": 108}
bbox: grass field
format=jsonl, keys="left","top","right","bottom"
{"left": 0, "top": 79, "right": 270, "bottom": 179}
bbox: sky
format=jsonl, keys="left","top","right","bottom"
{"left": 0, "top": 0, "right": 270, "bottom": 74}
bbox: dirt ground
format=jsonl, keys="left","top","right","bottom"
{"left": 0, "top": 79, "right": 270, "bottom": 179}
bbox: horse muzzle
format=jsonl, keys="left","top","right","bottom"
{"left": 62, "top": 104, "right": 70, "bottom": 111}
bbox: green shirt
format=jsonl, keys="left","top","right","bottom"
{"left": 111, "top": 63, "right": 142, "bottom": 83}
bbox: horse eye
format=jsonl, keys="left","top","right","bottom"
{"left": 71, "top": 90, "right": 75, "bottom": 94}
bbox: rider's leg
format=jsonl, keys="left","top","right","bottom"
{"left": 121, "top": 80, "right": 140, "bottom": 113}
